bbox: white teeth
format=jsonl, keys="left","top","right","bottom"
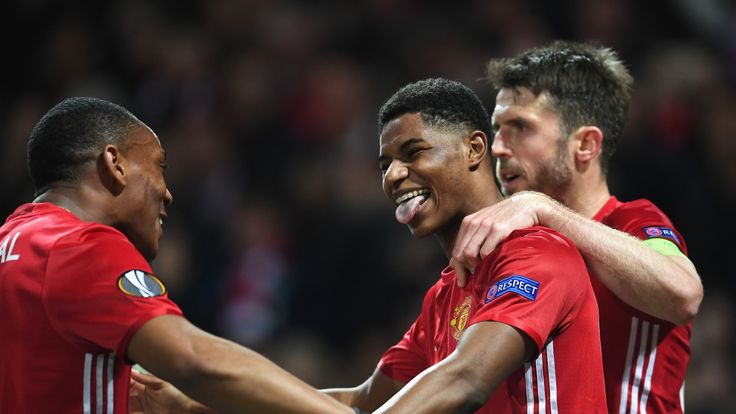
{"left": 395, "top": 189, "right": 430, "bottom": 205}
{"left": 159, "top": 219, "right": 163, "bottom": 225}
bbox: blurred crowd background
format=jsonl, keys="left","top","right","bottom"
{"left": 2, "top": 0, "right": 735, "bottom": 412}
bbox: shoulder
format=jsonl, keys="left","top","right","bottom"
{"left": 57, "top": 222, "right": 134, "bottom": 250}
{"left": 604, "top": 198, "right": 675, "bottom": 228}
{"left": 49, "top": 222, "right": 149, "bottom": 273}
{"left": 500, "top": 225, "right": 577, "bottom": 254}
{"left": 478, "top": 225, "right": 586, "bottom": 282}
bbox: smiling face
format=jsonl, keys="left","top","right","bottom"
{"left": 491, "top": 87, "right": 573, "bottom": 199}
{"left": 379, "top": 113, "right": 473, "bottom": 238}
{"left": 116, "top": 125, "right": 172, "bottom": 261}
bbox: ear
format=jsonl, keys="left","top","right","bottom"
{"left": 466, "top": 130, "right": 489, "bottom": 171}
{"left": 98, "top": 144, "right": 126, "bottom": 195}
{"left": 570, "top": 126, "right": 603, "bottom": 166}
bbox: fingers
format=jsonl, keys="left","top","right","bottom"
{"left": 450, "top": 258, "right": 469, "bottom": 288}
{"left": 478, "top": 230, "right": 504, "bottom": 259}
{"left": 131, "top": 369, "right": 166, "bottom": 389}
{"left": 454, "top": 210, "right": 497, "bottom": 269}
{"left": 453, "top": 212, "right": 485, "bottom": 269}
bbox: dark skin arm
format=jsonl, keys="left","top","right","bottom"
{"left": 127, "top": 315, "right": 353, "bottom": 414}
{"left": 322, "top": 368, "right": 406, "bottom": 411}
{"left": 373, "top": 321, "right": 536, "bottom": 414}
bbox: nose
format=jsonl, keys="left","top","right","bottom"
{"left": 164, "top": 188, "right": 173, "bottom": 206}
{"left": 491, "top": 132, "right": 512, "bottom": 159}
{"left": 382, "top": 160, "right": 409, "bottom": 195}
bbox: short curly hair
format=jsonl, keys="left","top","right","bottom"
{"left": 27, "top": 97, "right": 143, "bottom": 193}
{"left": 486, "top": 41, "right": 633, "bottom": 174}
{"left": 378, "top": 78, "right": 492, "bottom": 139}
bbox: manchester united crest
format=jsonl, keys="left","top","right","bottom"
{"left": 449, "top": 295, "right": 472, "bottom": 340}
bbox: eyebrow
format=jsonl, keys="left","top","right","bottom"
{"left": 378, "top": 137, "right": 425, "bottom": 162}
{"left": 494, "top": 115, "right": 527, "bottom": 129}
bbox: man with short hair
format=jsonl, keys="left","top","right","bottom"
{"left": 0, "top": 97, "right": 353, "bottom": 414}
{"left": 451, "top": 41, "right": 703, "bottom": 413}
{"left": 324, "top": 78, "right": 607, "bottom": 413}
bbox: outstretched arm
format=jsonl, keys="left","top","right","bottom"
{"left": 127, "top": 315, "right": 353, "bottom": 414}
{"left": 322, "top": 368, "right": 406, "bottom": 411}
{"left": 451, "top": 191, "right": 703, "bottom": 325}
{"left": 373, "top": 321, "right": 535, "bottom": 414}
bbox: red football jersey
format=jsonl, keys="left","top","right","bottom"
{"left": 593, "top": 197, "right": 691, "bottom": 414}
{"left": 379, "top": 226, "right": 607, "bottom": 413}
{"left": 0, "top": 203, "right": 182, "bottom": 413}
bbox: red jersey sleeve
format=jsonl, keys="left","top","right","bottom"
{"left": 42, "top": 225, "right": 182, "bottom": 359}
{"left": 467, "top": 227, "right": 590, "bottom": 352}
{"left": 377, "top": 286, "right": 436, "bottom": 383}
{"left": 603, "top": 199, "right": 688, "bottom": 255}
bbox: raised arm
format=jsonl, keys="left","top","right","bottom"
{"left": 451, "top": 191, "right": 703, "bottom": 325}
{"left": 322, "top": 368, "right": 405, "bottom": 411}
{"left": 373, "top": 321, "right": 535, "bottom": 414}
{"left": 127, "top": 314, "right": 353, "bottom": 414}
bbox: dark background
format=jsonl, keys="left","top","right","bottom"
{"left": 2, "top": 1, "right": 734, "bottom": 412}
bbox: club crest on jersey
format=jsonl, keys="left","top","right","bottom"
{"left": 117, "top": 269, "right": 166, "bottom": 298}
{"left": 485, "top": 275, "right": 539, "bottom": 304}
{"left": 643, "top": 226, "right": 680, "bottom": 244}
{"left": 449, "top": 296, "right": 472, "bottom": 340}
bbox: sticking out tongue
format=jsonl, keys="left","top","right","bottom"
{"left": 395, "top": 195, "right": 428, "bottom": 224}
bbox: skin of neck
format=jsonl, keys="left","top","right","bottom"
{"left": 557, "top": 157, "right": 611, "bottom": 219}
{"left": 32, "top": 166, "right": 120, "bottom": 227}
{"left": 436, "top": 170, "right": 504, "bottom": 258}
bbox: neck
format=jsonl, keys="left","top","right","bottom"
{"left": 559, "top": 170, "right": 611, "bottom": 218}
{"left": 34, "top": 185, "right": 115, "bottom": 225}
{"left": 436, "top": 183, "right": 504, "bottom": 259}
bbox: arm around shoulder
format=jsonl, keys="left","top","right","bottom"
{"left": 536, "top": 197, "right": 703, "bottom": 325}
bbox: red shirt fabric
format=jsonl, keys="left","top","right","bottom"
{"left": 0, "top": 203, "right": 182, "bottom": 414}
{"left": 379, "top": 226, "right": 607, "bottom": 413}
{"left": 592, "top": 196, "right": 691, "bottom": 414}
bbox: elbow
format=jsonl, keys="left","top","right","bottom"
{"left": 671, "top": 281, "right": 703, "bottom": 326}
{"left": 677, "top": 287, "right": 703, "bottom": 325}
{"left": 152, "top": 349, "right": 212, "bottom": 392}
{"left": 457, "top": 377, "right": 491, "bottom": 412}
{"left": 441, "top": 362, "right": 492, "bottom": 412}
{"left": 148, "top": 337, "right": 236, "bottom": 395}
{"left": 461, "top": 386, "right": 488, "bottom": 412}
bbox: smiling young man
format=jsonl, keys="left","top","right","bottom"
{"left": 450, "top": 41, "right": 702, "bottom": 413}
{"left": 321, "top": 78, "right": 607, "bottom": 413}
{"left": 0, "top": 97, "right": 353, "bottom": 414}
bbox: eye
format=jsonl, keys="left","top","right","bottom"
{"left": 512, "top": 120, "right": 528, "bottom": 132}
{"left": 407, "top": 147, "right": 424, "bottom": 158}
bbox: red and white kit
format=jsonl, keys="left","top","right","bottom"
{"left": 593, "top": 196, "right": 691, "bottom": 414}
{"left": 0, "top": 203, "right": 182, "bottom": 413}
{"left": 379, "top": 226, "right": 607, "bottom": 413}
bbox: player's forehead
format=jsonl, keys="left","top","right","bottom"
{"left": 493, "top": 87, "right": 554, "bottom": 122}
{"left": 379, "top": 113, "right": 426, "bottom": 151}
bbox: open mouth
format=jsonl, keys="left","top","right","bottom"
{"left": 394, "top": 188, "right": 431, "bottom": 224}
{"left": 394, "top": 188, "right": 430, "bottom": 205}
{"left": 502, "top": 174, "right": 520, "bottom": 184}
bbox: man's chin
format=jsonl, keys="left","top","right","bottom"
{"left": 407, "top": 223, "right": 434, "bottom": 239}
